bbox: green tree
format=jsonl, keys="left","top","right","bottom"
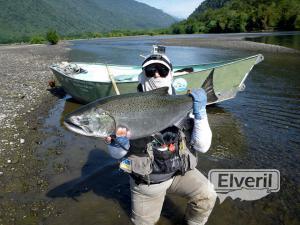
{"left": 295, "top": 15, "right": 300, "bottom": 30}
{"left": 30, "top": 35, "right": 45, "bottom": 44}
{"left": 185, "top": 22, "right": 199, "bottom": 34}
{"left": 171, "top": 24, "right": 185, "bottom": 34}
{"left": 171, "top": 0, "right": 300, "bottom": 34}
{"left": 46, "top": 29, "right": 59, "bottom": 45}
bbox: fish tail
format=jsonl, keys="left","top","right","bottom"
{"left": 201, "top": 69, "right": 218, "bottom": 103}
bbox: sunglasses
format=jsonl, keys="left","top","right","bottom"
{"left": 144, "top": 64, "right": 169, "bottom": 78}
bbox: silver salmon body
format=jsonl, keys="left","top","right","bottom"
{"left": 64, "top": 69, "right": 217, "bottom": 139}
{"left": 64, "top": 88, "right": 193, "bottom": 139}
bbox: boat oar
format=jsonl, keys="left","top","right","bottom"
{"left": 106, "top": 64, "right": 120, "bottom": 95}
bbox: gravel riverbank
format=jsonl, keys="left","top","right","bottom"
{"left": 0, "top": 43, "right": 70, "bottom": 224}
{"left": 161, "top": 36, "right": 300, "bottom": 54}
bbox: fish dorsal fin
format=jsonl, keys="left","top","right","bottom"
{"left": 148, "top": 87, "right": 169, "bottom": 95}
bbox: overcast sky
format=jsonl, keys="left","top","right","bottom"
{"left": 135, "top": 0, "right": 204, "bottom": 19}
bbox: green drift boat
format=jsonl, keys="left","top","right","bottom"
{"left": 49, "top": 54, "right": 264, "bottom": 104}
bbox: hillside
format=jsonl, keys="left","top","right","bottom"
{"left": 171, "top": 0, "right": 300, "bottom": 34}
{"left": 189, "top": 0, "right": 230, "bottom": 17}
{"left": 0, "top": 0, "right": 176, "bottom": 43}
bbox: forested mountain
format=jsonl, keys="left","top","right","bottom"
{"left": 171, "top": 0, "right": 300, "bottom": 34}
{"left": 190, "top": 0, "right": 230, "bottom": 16}
{"left": 0, "top": 0, "right": 176, "bottom": 43}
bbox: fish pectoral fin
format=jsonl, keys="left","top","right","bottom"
{"left": 148, "top": 87, "right": 169, "bottom": 95}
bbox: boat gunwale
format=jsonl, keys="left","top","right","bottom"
{"left": 49, "top": 54, "right": 263, "bottom": 84}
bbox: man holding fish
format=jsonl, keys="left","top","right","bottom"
{"left": 105, "top": 47, "right": 217, "bottom": 225}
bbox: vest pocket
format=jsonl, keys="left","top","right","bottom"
{"left": 128, "top": 155, "right": 152, "bottom": 176}
{"left": 152, "top": 155, "right": 181, "bottom": 174}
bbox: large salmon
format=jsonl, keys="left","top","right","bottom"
{"left": 64, "top": 69, "right": 217, "bottom": 139}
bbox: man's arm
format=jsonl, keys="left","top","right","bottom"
{"left": 191, "top": 116, "right": 212, "bottom": 153}
{"left": 189, "top": 88, "right": 212, "bottom": 153}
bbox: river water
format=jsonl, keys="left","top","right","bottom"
{"left": 40, "top": 32, "right": 299, "bottom": 225}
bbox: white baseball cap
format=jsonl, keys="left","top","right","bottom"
{"left": 142, "top": 54, "right": 173, "bottom": 71}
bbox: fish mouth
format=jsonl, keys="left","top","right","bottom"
{"left": 63, "top": 119, "right": 93, "bottom": 136}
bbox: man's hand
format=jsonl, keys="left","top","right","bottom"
{"left": 104, "top": 127, "right": 130, "bottom": 159}
{"left": 105, "top": 127, "right": 130, "bottom": 150}
{"left": 189, "top": 88, "right": 207, "bottom": 120}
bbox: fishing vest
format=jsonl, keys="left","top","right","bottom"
{"left": 126, "top": 119, "right": 198, "bottom": 185}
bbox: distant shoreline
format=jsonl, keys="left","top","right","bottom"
{"left": 69, "top": 31, "right": 300, "bottom": 54}
{"left": 2, "top": 31, "right": 300, "bottom": 55}
{"left": 159, "top": 36, "right": 300, "bottom": 54}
